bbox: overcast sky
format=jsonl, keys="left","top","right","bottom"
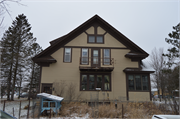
{"left": 1, "top": 0, "right": 180, "bottom": 60}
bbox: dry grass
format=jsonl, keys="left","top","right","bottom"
{"left": 39, "top": 101, "right": 170, "bottom": 118}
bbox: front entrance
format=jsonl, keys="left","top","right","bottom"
{"left": 41, "top": 83, "right": 52, "bottom": 94}
{"left": 91, "top": 48, "right": 100, "bottom": 67}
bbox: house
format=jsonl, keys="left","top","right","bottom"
{"left": 33, "top": 15, "right": 154, "bottom": 102}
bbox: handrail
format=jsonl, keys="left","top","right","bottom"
{"left": 79, "top": 57, "right": 114, "bottom": 67}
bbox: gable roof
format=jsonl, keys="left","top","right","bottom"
{"left": 33, "top": 15, "right": 149, "bottom": 64}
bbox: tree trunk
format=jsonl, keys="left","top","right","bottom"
{"left": 7, "top": 54, "right": 13, "bottom": 101}
{"left": 28, "top": 62, "right": 35, "bottom": 100}
{"left": 11, "top": 41, "right": 21, "bottom": 101}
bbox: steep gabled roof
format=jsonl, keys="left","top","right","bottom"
{"left": 33, "top": 15, "right": 148, "bottom": 63}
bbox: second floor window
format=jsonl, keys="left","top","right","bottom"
{"left": 64, "top": 48, "right": 71, "bottom": 62}
{"left": 81, "top": 48, "right": 88, "bottom": 64}
{"left": 103, "top": 49, "right": 110, "bottom": 65}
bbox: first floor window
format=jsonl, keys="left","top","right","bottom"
{"left": 128, "top": 74, "right": 149, "bottom": 91}
{"left": 104, "top": 75, "right": 110, "bottom": 90}
{"left": 89, "top": 75, "right": 95, "bottom": 90}
{"left": 64, "top": 48, "right": 71, "bottom": 62}
{"left": 80, "top": 73, "right": 111, "bottom": 91}
{"left": 81, "top": 75, "right": 87, "bottom": 90}
{"left": 128, "top": 75, "right": 134, "bottom": 90}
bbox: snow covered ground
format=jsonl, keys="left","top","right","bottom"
{"left": 40, "top": 113, "right": 89, "bottom": 119}
{"left": 0, "top": 98, "right": 34, "bottom": 118}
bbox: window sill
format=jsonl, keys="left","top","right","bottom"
{"left": 87, "top": 42, "right": 104, "bottom": 44}
{"left": 80, "top": 90, "right": 111, "bottom": 91}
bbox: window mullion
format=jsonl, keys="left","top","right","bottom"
{"left": 134, "top": 75, "right": 136, "bottom": 90}
{"left": 141, "top": 75, "right": 143, "bottom": 90}
{"left": 87, "top": 74, "right": 89, "bottom": 91}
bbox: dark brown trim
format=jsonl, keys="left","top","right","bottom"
{"left": 64, "top": 46, "right": 128, "bottom": 49}
{"left": 33, "top": 15, "right": 149, "bottom": 65}
{"left": 79, "top": 66, "right": 114, "bottom": 72}
{"left": 86, "top": 25, "right": 105, "bottom": 44}
{"left": 126, "top": 73, "right": 129, "bottom": 101}
{"left": 84, "top": 31, "right": 88, "bottom": 35}
{"left": 80, "top": 72, "right": 111, "bottom": 91}
{"left": 94, "top": 25, "right": 97, "bottom": 35}
{"left": 149, "top": 74, "right": 152, "bottom": 101}
{"left": 80, "top": 48, "right": 89, "bottom": 65}
{"left": 38, "top": 66, "right": 42, "bottom": 93}
{"left": 39, "top": 62, "right": 50, "bottom": 67}
{"left": 103, "top": 31, "right": 107, "bottom": 35}
{"left": 63, "top": 47, "right": 72, "bottom": 63}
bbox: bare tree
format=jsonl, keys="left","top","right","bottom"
{"left": 53, "top": 80, "right": 66, "bottom": 97}
{"left": 149, "top": 48, "right": 166, "bottom": 98}
{"left": 0, "top": 0, "right": 24, "bottom": 33}
{"left": 67, "top": 82, "right": 76, "bottom": 102}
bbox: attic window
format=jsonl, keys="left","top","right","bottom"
{"left": 88, "top": 36, "right": 95, "bottom": 42}
{"left": 88, "top": 35, "right": 104, "bottom": 43}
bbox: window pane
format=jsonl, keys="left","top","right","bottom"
{"left": 89, "top": 75, "right": 95, "bottom": 90}
{"left": 81, "top": 48, "right": 88, "bottom": 64}
{"left": 128, "top": 75, "right": 134, "bottom": 90}
{"left": 93, "top": 50, "right": 98, "bottom": 64}
{"left": 104, "top": 75, "right": 110, "bottom": 90}
{"left": 89, "top": 75, "right": 94, "bottom": 82}
{"left": 88, "top": 36, "right": 95, "bottom": 42}
{"left": 82, "top": 75, "right": 87, "bottom": 90}
{"left": 97, "top": 36, "right": 103, "bottom": 43}
{"left": 97, "top": 75, "right": 102, "bottom": 89}
{"left": 64, "top": 48, "right": 71, "bottom": 62}
{"left": 104, "top": 49, "right": 110, "bottom": 65}
{"left": 142, "top": 75, "right": 149, "bottom": 90}
{"left": 135, "top": 75, "right": 142, "bottom": 90}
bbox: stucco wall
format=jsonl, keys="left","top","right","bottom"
{"left": 129, "top": 92, "right": 150, "bottom": 101}
{"left": 40, "top": 26, "right": 149, "bottom": 101}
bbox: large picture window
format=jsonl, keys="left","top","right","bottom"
{"left": 128, "top": 74, "right": 149, "bottom": 91}
{"left": 80, "top": 73, "right": 111, "bottom": 91}
{"left": 64, "top": 48, "right": 72, "bottom": 62}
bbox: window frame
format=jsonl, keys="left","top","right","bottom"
{"left": 80, "top": 48, "right": 89, "bottom": 65}
{"left": 87, "top": 35, "right": 104, "bottom": 44}
{"left": 80, "top": 73, "right": 111, "bottom": 91}
{"left": 127, "top": 74, "right": 149, "bottom": 91}
{"left": 103, "top": 49, "right": 111, "bottom": 65}
{"left": 63, "top": 48, "right": 72, "bottom": 63}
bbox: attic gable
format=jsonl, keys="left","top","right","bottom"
{"left": 33, "top": 15, "right": 148, "bottom": 64}
{"left": 65, "top": 26, "right": 126, "bottom": 48}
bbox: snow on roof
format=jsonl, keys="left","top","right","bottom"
{"left": 37, "top": 93, "right": 64, "bottom": 102}
{"left": 141, "top": 59, "right": 155, "bottom": 72}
